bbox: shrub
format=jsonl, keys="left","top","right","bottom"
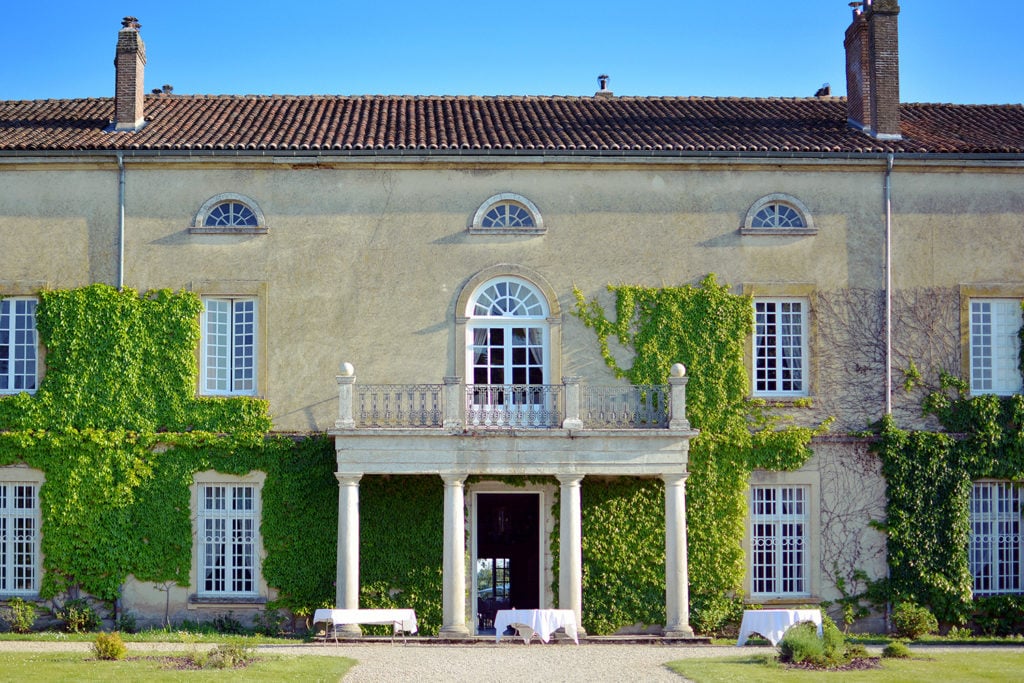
{"left": 973, "top": 595, "right": 1024, "bottom": 636}
{"left": 212, "top": 611, "right": 246, "bottom": 635}
{"left": 778, "top": 617, "right": 854, "bottom": 668}
{"left": 947, "top": 625, "right": 973, "bottom": 640}
{"left": 891, "top": 602, "right": 938, "bottom": 640}
{"left": 253, "top": 608, "right": 284, "bottom": 636}
{"left": 882, "top": 641, "right": 912, "bottom": 659}
{"left": 2, "top": 597, "right": 37, "bottom": 633}
{"left": 59, "top": 598, "right": 101, "bottom": 633}
{"left": 204, "top": 639, "right": 255, "bottom": 669}
{"left": 116, "top": 611, "right": 137, "bottom": 634}
{"left": 93, "top": 631, "right": 128, "bottom": 660}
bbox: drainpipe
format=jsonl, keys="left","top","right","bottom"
{"left": 884, "top": 153, "right": 893, "bottom": 416}
{"left": 117, "top": 152, "right": 125, "bottom": 291}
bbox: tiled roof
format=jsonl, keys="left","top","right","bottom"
{"left": 1, "top": 94, "right": 1023, "bottom": 156}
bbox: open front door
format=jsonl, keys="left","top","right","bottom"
{"left": 474, "top": 493, "right": 541, "bottom": 633}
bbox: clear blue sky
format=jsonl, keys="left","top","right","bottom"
{"left": 2, "top": 1, "right": 1021, "bottom": 104}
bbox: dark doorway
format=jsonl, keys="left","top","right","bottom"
{"left": 475, "top": 493, "right": 541, "bottom": 632}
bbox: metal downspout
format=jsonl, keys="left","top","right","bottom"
{"left": 117, "top": 152, "right": 125, "bottom": 291}
{"left": 884, "top": 153, "right": 894, "bottom": 416}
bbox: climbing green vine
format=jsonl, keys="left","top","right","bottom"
{"left": 574, "top": 274, "right": 826, "bottom": 632}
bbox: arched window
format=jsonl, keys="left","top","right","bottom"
{"left": 192, "top": 194, "right": 267, "bottom": 234}
{"left": 470, "top": 193, "right": 544, "bottom": 234}
{"left": 742, "top": 194, "right": 815, "bottom": 235}
{"left": 465, "top": 276, "right": 553, "bottom": 427}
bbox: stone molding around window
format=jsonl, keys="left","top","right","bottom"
{"left": 469, "top": 193, "right": 545, "bottom": 235}
{"left": 741, "top": 193, "right": 816, "bottom": 236}
{"left": 191, "top": 193, "right": 268, "bottom": 235}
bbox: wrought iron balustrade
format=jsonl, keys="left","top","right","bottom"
{"left": 356, "top": 384, "right": 444, "bottom": 428}
{"left": 465, "top": 384, "right": 562, "bottom": 428}
{"left": 581, "top": 384, "right": 669, "bottom": 429}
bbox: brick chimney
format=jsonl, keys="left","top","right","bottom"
{"left": 844, "top": 1, "right": 901, "bottom": 140}
{"left": 113, "top": 17, "right": 146, "bottom": 132}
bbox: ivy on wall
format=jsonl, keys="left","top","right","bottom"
{"left": 0, "top": 285, "right": 336, "bottom": 619}
{"left": 574, "top": 274, "right": 825, "bottom": 632}
{"left": 874, "top": 372, "right": 1024, "bottom": 623}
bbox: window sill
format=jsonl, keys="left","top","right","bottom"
{"left": 189, "top": 226, "right": 269, "bottom": 235}
{"left": 739, "top": 228, "right": 817, "bottom": 237}
{"left": 468, "top": 227, "right": 546, "bottom": 236}
{"left": 188, "top": 595, "right": 266, "bottom": 609}
{"left": 750, "top": 395, "right": 814, "bottom": 408}
{"left": 747, "top": 596, "right": 819, "bottom": 607}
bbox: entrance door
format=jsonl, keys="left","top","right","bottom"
{"left": 475, "top": 493, "right": 541, "bottom": 632}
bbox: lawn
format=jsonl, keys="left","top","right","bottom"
{"left": 667, "top": 650, "right": 1024, "bottom": 682}
{"left": 0, "top": 650, "right": 354, "bottom": 682}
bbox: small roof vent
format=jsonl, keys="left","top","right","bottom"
{"left": 595, "top": 74, "right": 613, "bottom": 99}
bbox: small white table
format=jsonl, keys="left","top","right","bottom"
{"left": 313, "top": 608, "right": 418, "bottom": 643}
{"left": 736, "top": 609, "right": 822, "bottom": 646}
{"left": 494, "top": 608, "right": 579, "bottom": 644}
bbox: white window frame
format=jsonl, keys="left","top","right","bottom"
{"left": 0, "top": 297, "right": 39, "bottom": 395}
{"left": 191, "top": 193, "right": 268, "bottom": 235}
{"left": 466, "top": 277, "right": 552, "bottom": 427}
{"left": 201, "top": 297, "right": 258, "bottom": 396}
{"left": 969, "top": 298, "right": 1022, "bottom": 396}
{"left": 196, "top": 479, "right": 262, "bottom": 599}
{"left": 750, "top": 485, "right": 809, "bottom": 598}
{"left": 970, "top": 480, "right": 1023, "bottom": 596}
{"left": 753, "top": 298, "right": 808, "bottom": 397}
{"left": 741, "top": 194, "right": 815, "bottom": 235}
{"left": 0, "top": 470, "right": 42, "bottom": 598}
{"left": 470, "top": 193, "right": 545, "bottom": 235}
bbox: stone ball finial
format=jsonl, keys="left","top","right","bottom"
{"left": 339, "top": 361, "right": 355, "bottom": 377}
{"left": 670, "top": 363, "right": 687, "bottom": 378}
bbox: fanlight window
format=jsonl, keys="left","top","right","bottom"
{"left": 471, "top": 193, "right": 544, "bottom": 234}
{"left": 473, "top": 280, "right": 546, "bottom": 317}
{"left": 752, "top": 203, "right": 804, "bottom": 229}
{"left": 192, "top": 193, "right": 267, "bottom": 234}
{"left": 204, "top": 202, "right": 258, "bottom": 227}
{"left": 742, "top": 194, "right": 815, "bottom": 235}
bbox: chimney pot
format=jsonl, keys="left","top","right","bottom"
{"left": 595, "top": 74, "right": 613, "bottom": 99}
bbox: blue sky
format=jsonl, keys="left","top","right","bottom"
{"left": 2, "top": 1, "right": 1021, "bottom": 104}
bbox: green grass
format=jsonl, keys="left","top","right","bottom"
{"left": 0, "top": 630, "right": 303, "bottom": 645}
{"left": 0, "top": 650, "right": 354, "bottom": 682}
{"left": 667, "top": 650, "right": 1024, "bottom": 682}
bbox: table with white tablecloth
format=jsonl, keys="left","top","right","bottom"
{"left": 736, "top": 609, "right": 822, "bottom": 646}
{"left": 313, "top": 608, "right": 418, "bottom": 642}
{"left": 494, "top": 608, "right": 580, "bottom": 644}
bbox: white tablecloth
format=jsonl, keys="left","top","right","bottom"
{"left": 736, "top": 609, "right": 822, "bottom": 646}
{"left": 494, "top": 608, "right": 579, "bottom": 644}
{"left": 313, "top": 608, "right": 418, "bottom": 637}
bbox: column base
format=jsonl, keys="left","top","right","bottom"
{"left": 438, "top": 625, "right": 471, "bottom": 638}
{"left": 664, "top": 625, "right": 696, "bottom": 638}
{"left": 333, "top": 623, "right": 363, "bottom": 637}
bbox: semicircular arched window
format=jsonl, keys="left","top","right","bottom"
{"left": 192, "top": 193, "right": 268, "bottom": 234}
{"left": 742, "top": 194, "right": 815, "bottom": 235}
{"left": 470, "top": 193, "right": 545, "bottom": 235}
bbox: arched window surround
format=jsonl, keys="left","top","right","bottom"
{"left": 191, "top": 193, "right": 268, "bottom": 235}
{"left": 741, "top": 193, "right": 816, "bottom": 236}
{"left": 469, "top": 193, "right": 545, "bottom": 235}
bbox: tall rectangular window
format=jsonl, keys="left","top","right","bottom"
{"left": 751, "top": 485, "right": 808, "bottom": 596}
{"left": 0, "top": 482, "right": 40, "bottom": 596}
{"left": 970, "top": 299, "right": 1022, "bottom": 395}
{"left": 0, "top": 298, "right": 38, "bottom": 395}
{"left": 202, "top": 298, "right": 256, "bottom": 395}
{"left": 754, "top": 299, "right": 807, "bottom": 396}
{"left": 198, "top": 484, "right": 258, "bottom": 597}
{"left": 970, "top": 481, "right": 1023, "bottom": 595}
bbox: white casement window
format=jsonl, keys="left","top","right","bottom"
{"left": 753, "top": 299, "right": 808, "bottom": 396}
{"left": 0, "top": 297, "right": 39, "bottom": 395}
{"left": 197, "top": 483, "right": 259, "bottom": 597}
{"left": 0, "top": 482, "right": 40, "bottom": 596}
{"left": 466, "top": 278, "right": 552, "bottom": 427}
{"left": 750, "top": 485, "right": 809, "bottom": 597}
{"left": 970, "top": 299, "right": 1022, "bottom": 396}
{"left": 202, "top": 297, "right": 257, "bottom": 396}
{"left": 970, "top": 481, "right": 1023, "bottom": 595}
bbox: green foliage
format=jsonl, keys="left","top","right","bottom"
{"left": 574, "top": 275, "right": 822, "bottom": 633}
{"left": 882, "top": 641, "right": 912, "bottom": 658}
{"left": 581, "top": 478, "right": 666, "bottom": 634}
{"left": 891, "top": 602, "right": 938, "bottom": 639}
{"left": 972, "top": 595, "right": 1024, "bottom": 636}
{"left": 778, "top": 618, "right": 851, "bottom": 668}
{"left": 359, "top": 476, "right": 444, "bottom": 636}
{"left": 59, "top": 598, "right": 101, "bottom": 633}
{"left": 92, "top": 631, "right": 128, "bottom": 660}
{"left": 1, "top": 597, "right": 37, "bottom": 633}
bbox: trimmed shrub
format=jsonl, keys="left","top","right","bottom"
{"left": 778, "top": 617, "right": 856, "bottom": 668}
{"left": 93, "top": 632, "right": 128, "bottom": 661}
{"left": 891, "top": 602, "right": 938, "bottom": 640}
{"left": 882, "top": 641, "right": 912, "bottom": 659}
{"left": 1, "top": 597, "right": 37, "bottom": 633}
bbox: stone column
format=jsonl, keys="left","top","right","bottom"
{"left": 440, "top": 474, "right": 470, "bottom": 637}
{"left": 557, "top": 474, "right": 586, "bottom": 634}
{"left": 335, "top": 472, "right": 362, "bottom": 635}
{"left": 663, "top": 472, "right": 695, "bottom": 637}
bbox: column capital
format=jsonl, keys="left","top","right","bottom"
{"left": 556, "top": 473, "right": 585, "bottom": 487}
{"left": 335, "top": 472, "right": 363, "bottom": 486}
{"left": 440, "top": 473, "right": 467, "bottom": 487}
{"left": 661, "top": 472, "right": 689, "bottom": 486}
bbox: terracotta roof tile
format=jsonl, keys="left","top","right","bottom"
{"left": 0, "top": 95, "right": 1022, "bottom": 155}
